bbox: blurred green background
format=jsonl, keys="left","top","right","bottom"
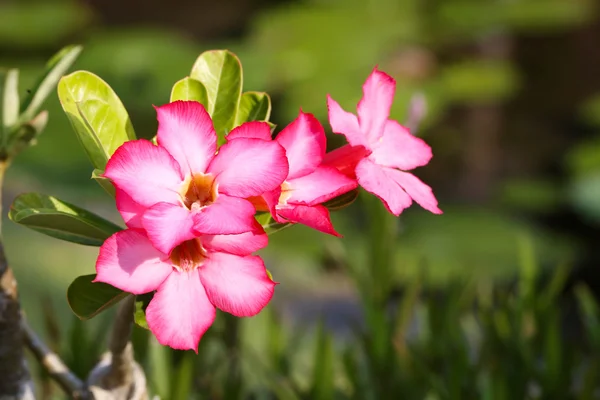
{"left": 3, "top": 0, "right": 600, "bottom": 398}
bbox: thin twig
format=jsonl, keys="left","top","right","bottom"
{"left": 107, "top": 295, "right": 135, "bottom": 386}
{"left": 21, "top": 318, "right": 88, "bottom": 398}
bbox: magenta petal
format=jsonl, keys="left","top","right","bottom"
{"left": 156, "top": 101, "right": 217, "bottom": 176}
{"left": 286, "top": 165, "right": 357, "bottom": 206}
{"left": 203, "top": 222, "right": 267, "bottom": 256}
{"left": 387, "top": 170, "right": 442, "bottom": 214}
{"left": 115, "top": 189, "right": 145, "bottom": 230}
{"left": 142, "top": 202, "right": 197, "bottom": 255}
{"left": 146, "top": 270, "right": 215, "bottom": 352}
{"left": 104, "top": 139, "right": 184, "bottom": 207}
{"left": 276, "top": 111, "right": 326, "bottom": 179}
{"left": 277, "top": 204, "right": 340, "bottom": 237}
{"left": 208, "top": 138, "right": 288, "bottom": 198}
{"left": 327, "top": 95, "right": 364, "bottom": 147}
{"left": 199, "top": 253, "right": 275, "bottom": 317}
{"left": 323, "top": 144, "right": 371, "bottom": 179}
{"left": 95, "top": 230, "right": 172, "bottom": 295}
{"left": 227, "top": 121, "right": 272, "bottom": 141}
{"left": 193, "top": 195, "right": 257, "bottom": 235}
{"left": 355, "top": 159, "right": 412, "bottom": 216}
{"left": 370, "top": 120, "right": 433, "bottom": 170}
{"left": 356, "top": 68, "right": 396, "bottom": 144}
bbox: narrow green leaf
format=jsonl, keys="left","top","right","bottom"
{"left": 170, "top": 352, "right": 195, "bottom": 400}
{"left": 190, "top": 50, "right": 242, "bottom": 145}
{"left": 323, "top": 189, "right": 359, "bottom": 211}
{"left": 91, "top": 168, "right": 115, "bottom": 197}
{"left": 6, "top": 110, "right": 48, "bottom": 157}
{"left": 9, "top": 192, "right": 122, "bottom": 246}
{"left": 149, "top": 336, "right": 172, "bottom": 398}
{"left": 234, "top": 91, "right": 271, "bottom": 126}
{"left": 67, "top": 274, "right": 128, "bottom": 320}
{"left": 1, "top": 69, "right": 19, "bottom": 131}
{"left": 20, "top": 45, "right": 82, "bottom": 122}
{"left": 58, "top": 70, "right": 135, "bottom": 170}
{"left": 170, "top": 77, "right": 208, "bottom": 105}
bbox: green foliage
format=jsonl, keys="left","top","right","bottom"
{"left": 58, "top": 70, "right": 136, "bottom": 171}
{"left": 67, "top": 274, "right": 127, "bottom": 320}
{"left": 9, "top": 192, "right": 122, "bottom": 246}
{"left": 190, "top": 50, "right": 243, "bottom": 145}
{"left": 235, "top": 91, "right": 271, "bottom": 127}
{"left": 170, "top": 77, "right": 208, "bottom": 104}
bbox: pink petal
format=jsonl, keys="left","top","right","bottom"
{"left": 202, "top": 222, "right": 268, "bottom": 256}
{"left": 199, "top": 253, "right": 275, "bottom": 317}
{"left": 208, "top": 138, "right": 288, "bottom": 198}
{"left": 115, "top": 189, "right": 145, "bottom": 230}
{"left": 357, "top": 68, "right": 396, "bottom": 143}
{"left": 387, "top": 169, "right": 442, "bottom": 215}
{"left": 227, "top": 121, "right": 272, "bottom": 141}
{"left": 277, "top": 204, "right": 340, "bottom": 237}
{"left": 275, "top": 111, "right": 326, "bottom": 179}
{"left": 327, "top": 95, "right": 364, "bottom": 147}
{"left": 323, "top": 144, "right": 371, "bottom": 179}
{"left": 369, "top": 120, "right": 432, "bottom": 170}
{"left": 142, "top": 202, "right": 197, "bottom": 255}
{"left": 286, "top": 165, "right": 357, "bottom": 206}
{"left": 193, "top": 195, "right": 257, "bottom": 235}
{"left": 146, "top": 270, "right": 215, "bottom": 352}
{"left": 355, "top": 159, "right": 412, "bottom": 216}
{"left": 95, "top": 230, "right": 172, "bottom": 295}
{"left": 104, "top": 139, "right": 184, "bottom": 207}
{"left": 155, "top": 101, "right": 217, "bottom": 176}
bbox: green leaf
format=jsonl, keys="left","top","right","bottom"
{"left": 256, "top": 212, "right": 292, "bottom": 235}
{"left": 170, "top": 352, "right": 195, "bottom": 400}
{"left": 190, "top": 50, "right": 242, "bottom": 145}
{"left": 170, "top": 77, "right": 208, "bottom": 105}
{"left": 1, "top": 68, "right": 19, "bottom": 132}
{"left": 91, "top": 168, "right": 115, "bottom": 197}
{"left": 9, "top": 192, "right": 122, "bottom": 246}
{"left": 234, "top": 91, "right": 271, "bottom": 126}
{"left": 134, "top": 293, "right": 153, "bottom": 330}
{"left": 58, "top": 70, "right": 135, "bottom": 170}
{"left": 20, "top": 45, "right": 82, "bottom": 122}
{"left": 323, "top": 189, "right": 359, "bottom": 211}
{"left": 67, "top": 274, "right": 128, "bottom": 320}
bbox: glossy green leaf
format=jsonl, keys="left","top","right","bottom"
{"left": 170, "top": 77, "right": 208, "bottom": 105}
{"left": 91, "top": 168, "right": 115, "bottom": 197}
{"left": 190, "top": 50, "right": 242, "bottom": 144}
{"left": 67, "top": 274, "right": 128, "bottom": 320}
{"left": 234, "top": 91, "right": 271, "bottom": 126}
{"left": 9, "top": 192, "right": 122, "bottom": 246}
{"left": 58, "top": 70, "right": 135, "bottom": 170}
{"left": 310, "top": 322, "right": 335, "bottom": 400}
{"left": 1, "top": 69, "right": 19, "bottom": 132}
{"left": 20, "top": 45, "right": 82, "bottom": 122}
{"left": 323, "top": 189, "right": 359, "bottom": 211}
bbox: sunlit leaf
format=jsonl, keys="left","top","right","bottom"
{"left": 58, "top": 70, "right": 135, "bottom": 170}
{"left": 234, "top": 91, "right": 271, "bottom": 126}
{"left": 67, "top": 274, "right": 128, "bottom": 320}
{"left": 9, "top": 192, "right": 122, "bottom": 246}
{"left": 134, "top": 293, "right": 153, "bottom": 330}
{"left": 190, "top": 50, "right": 242, "bottom": 145}
{"left": 170, "top": 77, "right": 208, "bottom": 105}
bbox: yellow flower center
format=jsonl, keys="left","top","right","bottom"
{"left": 181, "top": 173, "right": 218, "bottom": 211}
{"left": 170, "top": 239, "right": 207, "bottom": 272}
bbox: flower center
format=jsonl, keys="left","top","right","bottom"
{"left": 181, "top": 173, "right": 217, "bottom": 210}
{"left": 170, "top": 239, "right": 207, "bottom": 272}
{"left": 278, "top": 181, "right": 292, "bottom": 205}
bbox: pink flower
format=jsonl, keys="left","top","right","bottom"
{"left": 104, "top": 101, "right": 289, "bottom": 255}
{"left": 95, "top": 222, "right": 274, "bottom": 352}
{"left": 229, "top": 113, "right": 357, "bottom": 236}
{"left": 325, "top": 68, "right": 442, "bottom": 216}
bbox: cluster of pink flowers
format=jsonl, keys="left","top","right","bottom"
{"left": 94, "top": 68, "right": 441, "bottom": 351}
